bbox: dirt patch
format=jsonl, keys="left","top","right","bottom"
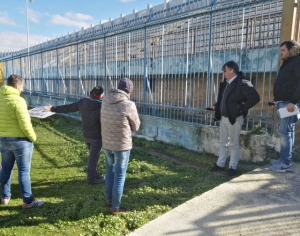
{"left": 134, "top": 146, "right": 228, "bottom": 176}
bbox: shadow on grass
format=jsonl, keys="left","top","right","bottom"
{"left": 0, "top": 150, "right": 229, "bottom": 232}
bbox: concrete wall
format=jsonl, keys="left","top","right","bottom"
{"left": 135, "top": 115, "right": 280, "bottom": 162}
{"left": 199, "top": 125, "right": 280, "bottom": 162}
{"left": 136, "top": 115, "right": 203, "bottom": 151}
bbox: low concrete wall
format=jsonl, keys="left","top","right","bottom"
{"left": 136, "top": 115, "right": 203, "bottom": 152}
{"left": 136, "top": 115, "right": 280, "bottom": 162}
{"left": 200, "top": 126, "right": 280, "bottom": 162}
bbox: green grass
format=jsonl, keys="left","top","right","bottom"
{"left": 0, "top": 116, "right": 262, "bottom": 236}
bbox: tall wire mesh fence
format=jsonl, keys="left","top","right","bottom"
{"left": 0, "top": 0, "right": 289, "bottom": 137}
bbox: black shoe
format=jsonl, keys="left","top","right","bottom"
{"left": 228, "top": 168, "right": 237, "bottom": 176}
{"left": 210, "top": 164, "right": 226, "bottom": 172}
{"left": 87, "top": 179, "right": 105, "bottom": 185}
{"left": 106, "top": 200, "right": 112, "bottom": 207}
{"left": 96, "top": 175, "right": 104, "bottom": 180}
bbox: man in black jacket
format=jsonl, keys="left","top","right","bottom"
{"left": 45, "top": 87, "right": 104, "bottom": 185}
{"left": 269, "top": 40, "right": 300, "bottom": 173}
{"left": 210, "top": 61, "right": 260, "bottom": 176}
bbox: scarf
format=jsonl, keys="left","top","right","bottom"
{"left": 89, "top": 95, "right": 102, "bottom": 100}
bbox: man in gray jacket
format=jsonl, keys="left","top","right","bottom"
{"left": 101, "top": 78, "right": 140, "bottom": 215}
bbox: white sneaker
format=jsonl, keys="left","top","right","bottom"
{"left": 1, "top": 198, "right": 10, "bottom": 205}
{"left": 269, "top": 163, "right": 293, "bottom": 173}
{"left": 23, "top": 199, "right": 44, "bottom": 209}
{"left": 271, "top": 159, "right": 282, "bottom": 165}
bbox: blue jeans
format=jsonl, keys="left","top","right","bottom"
{"left": 0, "top": 138, "right": 34, "bottom": 204}
{"left": 85, "top": 138, "right": 102, "bottom": 182}
{"left": 217, "top": 115, "right": 244, "bottom": 169}
{"left": 277, "top": 102, "right": 300, "bottom": 165}
{"left": 104, "top": 149, "right": 130, "bottom": 210}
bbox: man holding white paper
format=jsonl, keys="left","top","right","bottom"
{"left": 270, "top": 40, "right": 300, "bottom": 172}
{"left": 45, "top": 86, "right": 105, "bottom": 184}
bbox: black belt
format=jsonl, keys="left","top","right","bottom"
{"left": 0, "top": 137, "right": 29, "bottom": 140}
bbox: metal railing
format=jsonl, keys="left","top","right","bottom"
{"left": 1, "top": 0, "right": 285, "bottom": 134}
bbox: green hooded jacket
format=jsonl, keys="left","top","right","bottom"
{"left": 0, "top": 85, "right": 36, "bottom": 142}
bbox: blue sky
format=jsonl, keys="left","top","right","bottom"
{"left": 0, "top": 0, "right": 165, "bottom": 52}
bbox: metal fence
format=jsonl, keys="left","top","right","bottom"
{"left": 0, "top": 0, "right": 285, "bottom": 134}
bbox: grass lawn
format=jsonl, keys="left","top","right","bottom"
{"left": 0, "top": 115, "right": 266, "bottom": 236}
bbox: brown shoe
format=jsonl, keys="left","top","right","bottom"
{"left": 110, "top": 207, "right": 129, "bottom": 215}
{"left": 106, "top": 200, "right": 112, "bottom": 207}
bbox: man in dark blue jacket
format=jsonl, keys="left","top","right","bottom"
{"left": 210, "top": 61, "right": 260, "bottom": 176}
{"left": 45, "top": 87, "right": 104, "bottom": 185}
{"left": 269, "top": 40, "right": 300, "bottom": 173}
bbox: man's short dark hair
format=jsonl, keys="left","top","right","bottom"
{"left": 280, "top": 40, "right": 296, "bottom": 50}
{"left": 7, "top": 74, "right": 24, "bottom": 87}
{"left": 280, "top": 40, "right": 300, "bottom": 57}
{"left": 222, "top": 61, "right": 239, "bottom": 74}
{"left": 90, "top": 86, "right": 104, "bottom": 96}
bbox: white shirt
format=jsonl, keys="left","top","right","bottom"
{"left": 227, "top": 75, "right": 237, "bottom": 84}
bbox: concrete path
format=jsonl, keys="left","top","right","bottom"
{"left": 130, "top": 163, "right": 300, "bottom": 236}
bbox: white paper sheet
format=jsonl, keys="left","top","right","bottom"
{"left": 28, "top": 106, "right": 55, "bottom": 119}
{"left": 277, "top": 106, "right": 299, "bottom": 118}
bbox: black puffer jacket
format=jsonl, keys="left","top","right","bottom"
{"left": 214, "top": 72, "right": 260, "bottom": 125}
{"left": 51, "top": 97, "right": 102, "bottom": 140}
{"left": 273, "top": 55, "right": 300, "bottom": 104}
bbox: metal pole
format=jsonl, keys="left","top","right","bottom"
{"left": 77, "top": 42, "right": 80, "bottom": 96}
{"left": 143, "top": 27, "right": 147, "bottom": 114}
{"left": 185, "top": 19, "right": 190, "bottom": 107}
{"left": 26, "top": 0, "right": 33, "bottom": 93}
{"left": 41, "top": 51, "right": 45, "bottom": 93}
{"left": 116, "top": 36, "right": 118, "bottom": 83}
{"left": 93, "top": 41, "right": 96, "bottom": 85}
{"left": 104, "top": 36, "right": 108, "bottom": 94}
{"left": 128, "top": 33, "right": 130, "bottom": 78}
{"left": 56, "top": 48, "right": 59, "bottom": 95}
{"left": 206, "top": 3, "right": 215, "bottom": 108}
{"left": 161, "top": 24, "right": 164, "bottom": 104}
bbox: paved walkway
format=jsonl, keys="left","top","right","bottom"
{"left": 130, "top": 163, "right": 300, "bottom": 236}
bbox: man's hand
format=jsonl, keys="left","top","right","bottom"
{"left": 286, "top": 103, "right": 297, "bottom": 112}
{"left": 268, "top": 102, "right": 277, "bottom": 108}
{"left": 205, "top": 106, "right": 215, "bottom": 112}
{"left": 44, "top": 105, "right": 52, "bottom": 112}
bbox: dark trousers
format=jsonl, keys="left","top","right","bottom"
{"left": 85, "top": 138, "right": 102, "bottom": 182}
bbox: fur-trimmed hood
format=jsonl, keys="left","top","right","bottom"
{"left": 289, "top": 41, "right": 300, "bottom": 57}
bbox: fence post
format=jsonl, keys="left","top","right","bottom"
{"left": 76, "top": 42, "right": 80, "bottom": 96}
{"left": 143, "top": 27, "right": 148, "bottom": 115}
{"left": 292, "top": 0, "right": 300, "bottom": 41}
{"left": 41, "top": 51, "right": 45, "bottom": 93}
{"left": 104, "top": 36, "right": 108, "bottom": 94}
{"left": 20, "top": 57, "right": 23, "bottom": 79}
{"left": 56, "top": 48, "right": 60, "bottom": 96}
{"left": 0, "top": 62, "right": 4, "bottom": 87}
{"left": 206, "top": 0, "right": 218, "bottom": 108}
{"left": 281, "top": 0, "right": 297, "bottom": 42}
{"left": 11, "top": 53, "right": 14, "bottom": 77}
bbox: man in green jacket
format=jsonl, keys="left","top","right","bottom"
{"left": 0, "top": 74, "right": 44, "bottom": 209}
